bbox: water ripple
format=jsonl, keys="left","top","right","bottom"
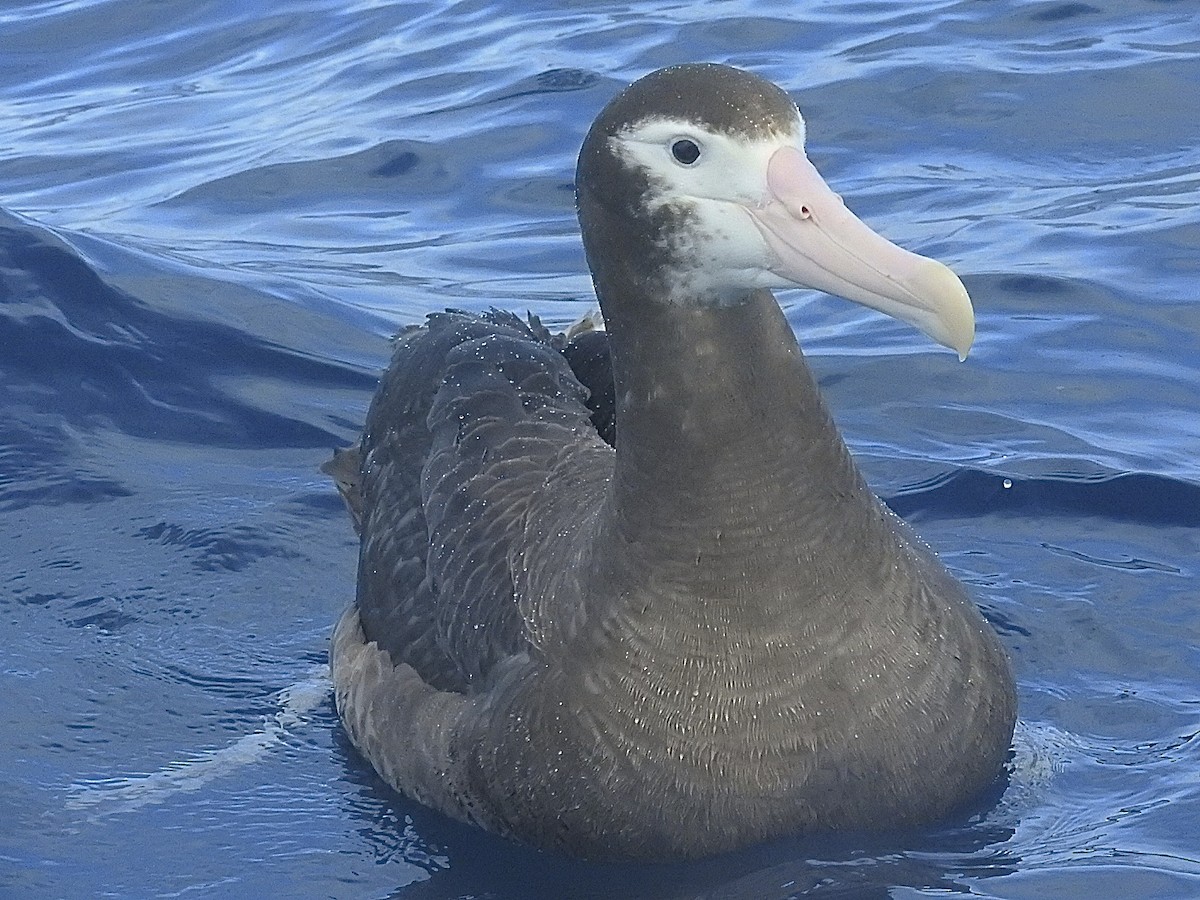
{"left": 2, "top": 1, "right": 1198, "bottom": 897}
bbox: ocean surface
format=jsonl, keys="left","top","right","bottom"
{"left": 2, "top": 1, "right": 1198, "bottom": 897}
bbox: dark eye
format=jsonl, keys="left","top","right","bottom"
{"left": 671, "top": 139, "right": 701, "bottom": 165}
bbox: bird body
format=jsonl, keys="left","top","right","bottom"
{"left": 329, "top": 63, "right": 1016, "bottom": 860}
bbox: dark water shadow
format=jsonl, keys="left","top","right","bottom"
{"left": 0, "top": 207, "right": 385, "bottom": 517}
{"left": 330, "top": 729, "right": 1018, "bottom": 900}
{"left": 0, "top": 209, "right": 371, "bottom": 450}
{"left": 886, "top": 468, "right": 1200, "bottom": 529}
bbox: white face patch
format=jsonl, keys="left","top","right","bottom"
{"left": 609, "top": 116, "right": 808, "bottom": 306}
{"left": 596, "top": 105, "right": 974, "bottom": 356}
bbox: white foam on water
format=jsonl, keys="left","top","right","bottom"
{"left": 66, "top": 666, "right": 330, "bottom": 814}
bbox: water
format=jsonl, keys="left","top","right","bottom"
{"left": 2, "top": 1, "right": 1198, "bottom": 897}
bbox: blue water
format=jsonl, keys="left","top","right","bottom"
{"left": 2, "top": 1, "right": 1198, "bottom": 897}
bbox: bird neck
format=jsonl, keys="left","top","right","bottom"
{"left": 597, "top": 284, "right": 875, "bottom": 569}
{"left": 576, "top": 181, "right": 879, "bottom": 585}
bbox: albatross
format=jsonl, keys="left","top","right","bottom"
{"left": 327, "top": 63, "right": 1017, "bottom": 860}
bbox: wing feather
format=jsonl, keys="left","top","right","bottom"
{"left": 350, "top": 310, "right": 613, "bottom": 692}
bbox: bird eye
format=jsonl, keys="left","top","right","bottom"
{"left": 670, "top": 139, "right": 701, "bottom": 165}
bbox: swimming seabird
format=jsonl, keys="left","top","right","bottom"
{"left": 328, "top": 63, "right": 1016, "bottom": 860}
